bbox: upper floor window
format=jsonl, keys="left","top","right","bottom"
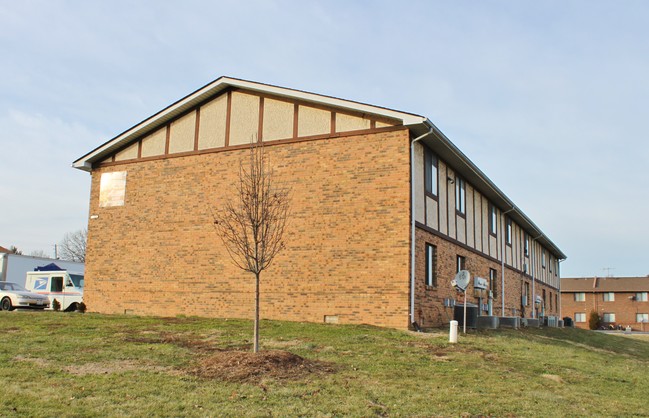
{"left": 424, "top": 148, "right": 438, "bottom": 197}
{"left": 456, "top": 255, "right": 466, "bottom": 273}
{"left": 455, "top": 177, "right": 466, "bottom": 215}
{"left": 524, "top": 234, "right": 529, "bottom": 256}
{"left": 603, "top": 292, "right": 615, "bottom": 302}
{"left": 636, "top": 292, "right": 648, "bottom": 302}
{"left": 425, "top": 243, "right": 437, "bottom": 287}
{"left": 575, "top": 292, "right": 585, "bottom": 302}
{"left": 489, "top": 204, "right": 497, "bottom": 235}
{"left": 542, "top": 251, "right": 546, "bottom": 268}
{"left": 505, "top": 218, "right": 512, "bottom": 245}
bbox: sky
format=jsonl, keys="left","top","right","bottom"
{"left": 1, "top": 0, "right": 648, "bottom": 278}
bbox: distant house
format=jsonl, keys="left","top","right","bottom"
{"left": 561, "top": 277, "right": 649, "bottom": 330}
{"left": 0, "top": 246, "right": 10, "bottom": 253}
{"left": 73, "top": 76, "right": 565, "bottom": 329}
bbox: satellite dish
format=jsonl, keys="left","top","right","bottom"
{"left": 451, "top": 270, "right": 470, "bottom": 292}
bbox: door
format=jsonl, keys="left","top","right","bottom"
{"left": 51, "top": 276, "right": 65, "bottom": 309}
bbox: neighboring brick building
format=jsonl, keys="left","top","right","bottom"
{"left": 73, "top": 76, "right": 565, "bottom": 329}
{"left": 562, "top": 277, "right": 649, "bottom": 331}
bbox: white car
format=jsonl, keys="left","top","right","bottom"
{"left": 0, "top": 281, "right": 50, "bottom": 311}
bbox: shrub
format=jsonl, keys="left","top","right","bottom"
{"left": 77, "top": 302, "right": 87, "bottom": 313}
{"left": 588, "top": 310, "right": 600, "bottom": 330}
{"left": 52, "top": 299, "right": 61, "bottom": 312}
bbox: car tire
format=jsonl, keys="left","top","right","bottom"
{"left": 65, "top": 303, "right": 79, "bottom": 312}
{"left": 1, "top": 297, "right": 12, "bottom": 311}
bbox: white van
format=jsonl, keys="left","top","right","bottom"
{"left": 25, "top": 271, "right": 84, "bottom": 312}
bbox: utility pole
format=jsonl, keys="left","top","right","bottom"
{"left": 602, "top": 267, "right": 614, "bottom": 277}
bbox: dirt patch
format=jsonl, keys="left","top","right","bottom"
{"left": 124, "top": 333, "right": 225, "bottom": 353}
{"left": 542, "top": 374, "right": 564, "bottom": 384}
{"left": 65, "top": 360, "right": 170, "bottom": 376}
{"left": 191, "top": 350, "right": 336, "bottom": 383}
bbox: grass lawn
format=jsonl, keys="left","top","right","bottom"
{"left": 2, "top": 311, "right": 649, "bottom": 417}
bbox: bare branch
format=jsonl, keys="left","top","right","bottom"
{"left": 58, "top": 229, "right": 87, "bottom": 262}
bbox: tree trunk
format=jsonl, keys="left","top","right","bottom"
{"left": 253, "top": 271, "right": 260, "bottom": 353}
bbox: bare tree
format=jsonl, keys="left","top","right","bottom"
{"left": 29, "top": 250, "right": 50, "bottom": 258}
{"left": 9, "top": 246, "right": 22, "bottom": 255}
{"left": 213, "top": 145, "right": 290, "bottom": 353}
{"left": 59, "top": 229, "right": 87, "bottom": 262}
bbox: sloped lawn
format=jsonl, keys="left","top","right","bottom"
{"left": 1, "top": 312, "right": 648, "bottom": 417}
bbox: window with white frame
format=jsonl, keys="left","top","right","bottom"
{"left": 425, "top": 243, "right": 437, "bottom": 287}
{"left": 637, "top": 313, "right": 649, "bottom": 323}
{"left": 455, "top": 177, "right": 466, "bottom": 215}
{"left": 575, "top": 313, "right": 586, "bottom": 323}
{"left": 524, "top": 234, "right": 529, "bottom": 256}
{"left": 424, "top": 148, "right": 438, "bottom": 197}
{"left": 542, "top": 251, "right": 546, "bottom": 268}
{"left": 636, "top": 292, "right": 648, "bottom": 302}
{"left": 603, "top": 292, "right": 615, "bottom": 302}
{"left": 505, "top": 217, "right": 512, "bottom": 245}
{"left": 489, "top": 204, "right": 497, "bottom": 235}
{"left": 574, "top": 292, "right": 585, "bottom": 302}
{"left": 603, "top": 313, "right": 616, "bottom": 323}
{"left": 456, "top": 255, "right": 466, "bottom": 273}
{"left": 490, "top": 268, "right": 498, "bottom": 299}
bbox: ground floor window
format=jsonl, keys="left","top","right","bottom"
{"left": 637, "top": 313, "right": 648, "bottom": 323}
{"left": 489, "top": 268, "right": 497, "bottom": 299}
{"left": 575, "top": 312, "right": 586, "bottom": 323}
{"left": 425, "top": 243, "right": 437, "bottom": 287}
{"left": 603, "top": 313, "right": 616, "bottom": 323}
{"left": 456, "top": 255, "right": 466, "bottom": 273}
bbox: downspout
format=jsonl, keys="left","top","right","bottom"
{"left": 410, "top": 124, "right": 434, "bottom": 327}
{"left": 500, "top": 207, "right": 515, "bottom": 315}
{"left": 530, "top": 233, "right": 543, "bottom": 318}
{"left": 558, "top": 258, "right": 565, "bottom": 319}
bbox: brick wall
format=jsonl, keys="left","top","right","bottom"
{"left": 84, "top": 129, "right": 413, "bottom": 328}
{"left": 414, "top": 227, "right": 559, "bottom": 328}
{"left": 562, "top": 291, "right": 649, "bottom": 331}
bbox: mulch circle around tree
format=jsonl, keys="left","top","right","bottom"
{"left": 191, "top": 350, "right": 337, "bottom": 383}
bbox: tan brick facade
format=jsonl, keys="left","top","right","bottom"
{"left": 77, "top": 78, "right": 565, "bottom": 330}
{"left": 85, "top": 129, "right": 413, "bottom": 328}
{"left": 414, "top": 227, "right": 559, "bottom": 328}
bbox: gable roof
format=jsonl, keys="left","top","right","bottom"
{"left": 562, "top": 277, "right": 649, "bottom": 292}
{"left": 72, "top": 76, "right": 427, "bottom": 171}
{"left": 72, "top": 76, "right": 566, "bottom": 260}
{"left": 0, "top": 246, "right": 10, "bottom": 253}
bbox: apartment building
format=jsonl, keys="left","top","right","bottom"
{"left": 562, "top": 277, "right": 649, "bottom": 330}
{"left": 73, "top": 76, "right": 565, "bottom": 329}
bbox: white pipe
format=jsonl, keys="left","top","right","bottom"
{"left": 530, "top": 234, "right": 543, "bottom": 319}
{"left": 410, "top": 125, "right": 434, "bottom": 327}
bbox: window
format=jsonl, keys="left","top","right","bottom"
{"left": 603, "top": 313, "right": 616, "bottom": 323}
{"left": 524, "top": 282, "right": 530, "bottom": 305}
{"left": 489, "top": 268, "right": 497, "bottom": 299}
{"left": 455, "top": 177, "right": 466, "bottom": 215}
{"left": 637, "top": 313, "right": 649, "bottom": 323}
{"left": 574, "top": 292, "right": 585, "bottom": 302}
{"left": 489, "top": 204, "right": 497, "bottom": 235}
{"left": 575, "top": 313, "right": 586, "bottom": 323}
{"left": 554, "top": 261, "right": 558, "bottom": 277}
{"left": 603, "top": 292, "right": 615, "bottom": 302}
{"left": 506, "top": 218, "right": 512, "bottom": 245}
{"left": 555, "top": 294, "right": 558, "bottom": 310}
{"left": 456, "top": 255, "right": 466, "bottom": 273}
{"left": 424, "top": 148, "right": 438, "bottom": 196}
{"left": 51, "top": 277, "right": 64, "bottom": 293}
{"left": 549, "top": 256, "right": 552, "bottom": 273}
{"left": 425, "top": 243, "right": 437, "bottom": 287}
{"left": 524, "top": 234, "right": 529, "bottom": 256}
{"left": 542, "top": 251, "right": 546, "bottom": 268}
{"left": 636, "top": 292, "right": 648, "bottom": 302}
{"left": 549, "top": 292, "right": 553, "bottom": 310}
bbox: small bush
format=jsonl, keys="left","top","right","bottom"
{"left": 588, "top": 310, "right": 600, "bottom": 330}
{"left": 52, "top": 299, "right": 61, "bottom": 312}
{"left": 77, "top": 302, "right": 87, "bottom": 313}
